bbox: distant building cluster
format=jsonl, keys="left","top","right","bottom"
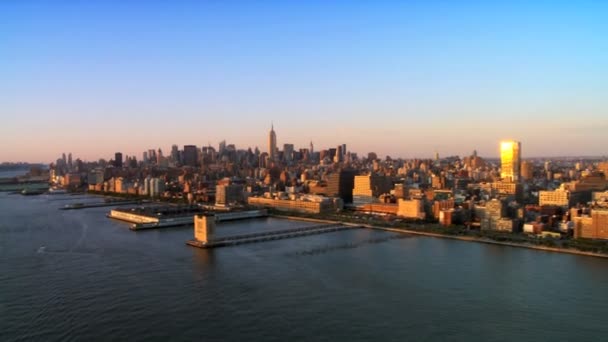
{"left": 48, "top": 128, "right": 608, "bottom": 240}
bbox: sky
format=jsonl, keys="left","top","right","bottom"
{"left": 1, "top": 1, "right": 607, "bottom": 162}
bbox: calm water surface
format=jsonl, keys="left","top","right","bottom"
{"left": 1, "top": 193, "right": 607, "bottom": 341}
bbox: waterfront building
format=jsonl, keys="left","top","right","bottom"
{"left": 354, "top": 203, "right": 398, "bottom": 215}
{"left": 326, "top": 169, "right": 357, "bottom": 204}
{"left": 574, "top": 209, "right": 608, "bottom": 239}
{"left": 142, "top": 176, "right": 151, "bottom": 196}
{"left": 433, "top": 199, "right": 455, "bottom": 220}
{"left": 500, "top": 140, "right": 521, "bottom": 182}
{"left": 248, "top": 195, "right": 342, "bottom": 214}
{"left": 593, "top": 209, "right": 608, "bottom": 239}
{"left": 216, "top": 184, "right": 244, "bottom": 206}
{"left": 394, "top": 184, "right": 408, "bottom": 199}
{"left": 115, "top": 177, "right": 125, "bottom": 193}
{"left": 477, "top": 199, "right": 509, "bottom": 231}
{"left": 87, "top": 170, "right": 104, "bottom": 185}
{"left": 573, "top": 216, "right": 594, "bottom": 239}
{"left": 63, "top": 172, "right": 82, "bottom": 188}
{"left": 397, "top": 199, "right": 426, "bottom": 219}
{"left": 494, "top": 218, "right": 519, "bottom": 232}
{"left": 149, "top": 178, "right": 165, "bottom": 197}
{"left": 352, "top": 174, "right": 392, "bottom": 204}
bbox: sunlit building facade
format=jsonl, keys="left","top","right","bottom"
{"left": 500, "top": 140, "right": 521, "bottom": 182}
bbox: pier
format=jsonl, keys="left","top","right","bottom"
{"left": 60, "top": 200, "right": 146, "bottom": 210}
{"left": 129, "top": 210, "right": 268, "bottom": 230}
{"left": 108, "top": 207, "right": 269, "bottom": 230}
{"left": 129, "top": 216, "right": 194, "bottom": 230}
{"left": 186, "top": 215, "right": 357, "bottom": 248}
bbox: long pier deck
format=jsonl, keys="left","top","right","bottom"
{"left": 187, "top": 223, "right": 357, "bottom": 249}
{"left": 124, "top": 209, "right": 269, "bottom": 230}
{"left": 60, "top": 200, "right": 146, "bottom": 210}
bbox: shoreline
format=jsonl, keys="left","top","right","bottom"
{"left": 272, "top": 214, "right": 608, "bottom": 259}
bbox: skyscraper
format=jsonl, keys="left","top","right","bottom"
{"left": 183, "top": 145, "right": 198, "bottom": 167}
{"left": 114, "top": 152, "right": 123, "bottom": 168}
{"left": 283, "top": 143, "right": 294, "bottom": 163}
{"left": 268, "top": 123, "right": 277, "bottom": 162}
{"left": 171, "top": 145, "right": 179, "bottom": 163}
{"left": 500, "top": 140, "right": 521, "bottom": 182}
{"left": 335, "top": 145, "right": 343, "bottom": 163}
{"left": 326, "top": 169, "right": 357, "bottom": 203}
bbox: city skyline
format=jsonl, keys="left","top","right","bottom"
{"left": 2, "top": 1, "right": 607, "bottom": 162}
{"left": 38, "top": 133, "right": 606, "bottom": 166}
{"left": 3, "top": 2, "right": 608, "bottom": 341}
{"left": 4, "top": 130, "right": 608, "bottom": 164}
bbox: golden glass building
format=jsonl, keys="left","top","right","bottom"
{"left": 500, "top": 140, "right": 521, "bottom": 182}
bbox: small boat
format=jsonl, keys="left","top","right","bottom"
{"left": 21, "top": 189, "right": 45, "bottom": 196}
{"left": 48, "top": 187, "right": 68, "bottom": 195}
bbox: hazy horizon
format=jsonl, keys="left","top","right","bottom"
{"left": 2, "top": 1, "right": 607, "bottom": 162}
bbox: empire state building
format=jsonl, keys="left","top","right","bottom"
{"left": 268, "top": 123, "right": 277, "bottom": 161}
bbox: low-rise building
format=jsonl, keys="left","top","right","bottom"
{"left": 539, "top": 189, "right": 582, "bottom": 207}
{"left": 573, "top": 209, "right": 608, "bottom": 239}
{"left": 397, "top": 199, "right": 425, "bottom": 219}
{"left": 216, "top": 184, "right": 244, "bottom": 206}
{"left": 248, "top": 196, "right": 342, "bottom": 214}
{"left": 352, "top": 174, "right": 392, "bottom": 204}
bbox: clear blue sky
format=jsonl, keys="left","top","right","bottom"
{"left": 1, "top": 1, "right": 607, "bottom": 162}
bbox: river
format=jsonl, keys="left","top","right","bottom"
{"left": 1, "top": 192, "right": 607, "bottom": 341}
